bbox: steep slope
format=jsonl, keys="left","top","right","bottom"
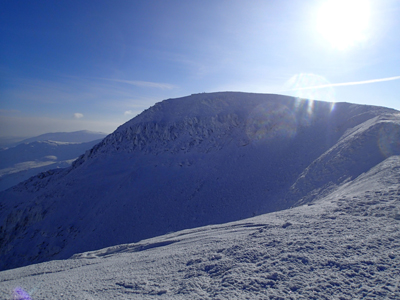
{"left": 0, "top": 139, "right": 103, "bottom": 191}
{"left": 1, "top": 156, "right": 399, "bottom": 299}
{"left": 0, "top": 92, "right": 398, "bottom": 271}
{"left": 289, "top": 111, "right": 400, "bottom": 206}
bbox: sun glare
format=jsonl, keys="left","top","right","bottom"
{"left": 317, "top": 0, "right": 371, "bottom": 50}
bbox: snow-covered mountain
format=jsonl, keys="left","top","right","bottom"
{"left": 0, "top": 92, "right": 399, "bottom": 272}
{"left": 4, "top": 130, "right": 107, "bottom": 148}
{"left": 0, "top": 139, "right": 104, "bottom": 191}
{"left": 1, "top": 155, "right": 399, "bottom": 299}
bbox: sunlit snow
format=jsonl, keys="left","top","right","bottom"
{"left": 1, "top": 92, "right": 400, "bottom": 299}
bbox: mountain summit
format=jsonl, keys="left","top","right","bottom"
{"left": 1, "top": 92, "right": 399, "bottom": 270}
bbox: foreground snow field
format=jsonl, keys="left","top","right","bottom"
{"left": 1, "top": 156, "right": 399, "bottom": 299}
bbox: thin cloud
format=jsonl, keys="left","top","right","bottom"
{"left": 74, "top": 113, "right": 84, "bottom": 119}
{"left": 124, "top": 110, "right": 134, "bottom": 116}
{"left": 291, "top": 75, "right": 400, "bottom": 91}
{"left": 98, "top": 78, "right": 176, "bottom": 90}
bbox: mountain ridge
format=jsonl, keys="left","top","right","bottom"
{"left": 0, "top": 130, "right": 107, "bottom": 149}
{"left": 0, "top": 92, "right": 399, "bottom": 271}
{"left": 16, "top": 130, "right": 107, "bottom": 145}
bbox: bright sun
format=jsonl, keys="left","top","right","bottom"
{"left": 317, "top": 0, "right": 371, "bottom": 50}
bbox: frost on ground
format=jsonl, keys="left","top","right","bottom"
{"left": 1, "top": 156, "right": 399, "bottom": 299}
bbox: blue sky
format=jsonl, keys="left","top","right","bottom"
{"left": 1, "top": 0, "right": 399, "bottom": 137}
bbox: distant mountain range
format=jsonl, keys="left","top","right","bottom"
{"left": 0, "top": 131, "right": 107, "bottom": 191}
{"left": 0, "top": 130, "right": 107, "bottom": 148}
{"left": 0, "top": 92, "right": 399, "bottom": 271}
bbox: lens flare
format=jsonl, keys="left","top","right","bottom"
{"left": 378, "top": 122, "right": 400, "bottom": 158}
{"left": 246, "top": 102, "right": 297, "bottom": 143}
{"left": 13, "top": 288, "right": 31, "bottom": 300}
{"left": 293, "top": 98, "right": 315, "bottom": 127}
{"left": 284, "top": 73, "right": 336, "bottom": 121}
{"left": 284, "top": 73, "right": 336, "bottom": 103}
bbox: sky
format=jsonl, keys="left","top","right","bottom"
{"left": 1, "top": 0, "right": 400, "bottom": 137}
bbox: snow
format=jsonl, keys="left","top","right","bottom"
{"left": 0, "top": 139, "right": 103, "bottom": 191}
{"left": 0, "top": 156, "right": 399, "bottom": 299}
{"left": 12, "top": 130, "right": 107, "bottom": 146}
{"left": 0, "top": 92, "right": 399, "bottom": 276}
{"left": 288, "top": 113, "right": 400, "bottom": 206}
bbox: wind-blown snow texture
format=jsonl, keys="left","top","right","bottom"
{"left": 0, "top": 92, "right": 399, "bottom": 272}
{"left": 0, "top": 155, "right": 400, "bottom": 299}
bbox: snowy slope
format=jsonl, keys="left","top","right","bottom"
{"left": 1, "top": 156, "right": 399, "bottom": 299}
{"left": 0, "top": 92, "right": 399, "bottom": 271}
{"left": 289, "top": 112, "right": 400, "bottom": 206}
{"left": 0, "top": 139, "right": 103, "bottom": 191}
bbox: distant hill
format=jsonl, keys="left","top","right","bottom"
{"left": 13, "top": 130, "right": 107, "bottom": 146}
{"left": 0, "top": 136, "right": 29, "bottom": 148}
{"left": 0, "top": 92, "right": 399, "bottom": 271}
{"left": 0, "top": 130, "right": 107, "bottom": 191}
